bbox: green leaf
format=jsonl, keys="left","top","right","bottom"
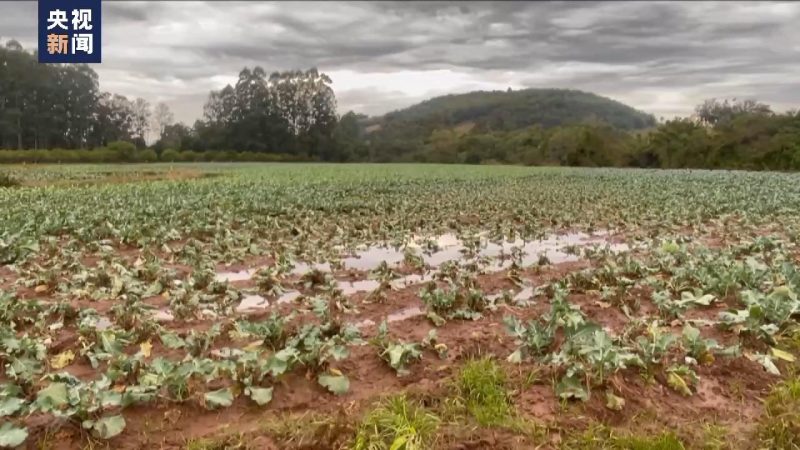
{"left": 555, "top": 375, "right": 589, "bottom": 401}
{"left": 0, "top": 422, "right": 27, "bottom": 448}
{"left": 92, "top": 415, "right": 126, "bottom": 439}
{"left": 204, "top": 388, "right": 234, "bottom": 409}
{"left": 667, "top": 372, "right": 692, "bottom": 396}
{"left": 330, "top": 345, "right": 348, "bottom": 361}
{"left": 245, "top": 387, "right": 273, "bottom": 406}
{"left": 389, "top": 435, "right": 409, "bottom": 450}
{"left": 682, "top": 324, "right": 700, "bottom": 342}
{"left": 749, "top": 353, "right": 781, "bottom": 375}
{"left": 318, "top": 374, "right": 349, "bottom": 395}
{"left": 660, "top": 241, "right": 680, "bottom": 254}
{"left": 507, "top": 349, "right": 523, "bottom": 364}
{"left": 426, "top": 311, "right": 445, "bottom": 327}
{"left": 377, "top": 320, "right": 388, "bottom": 338}
{"left": 0, "top": 397, "right": 24, "bottom": 417}
{"left": 159, "top": 332, "right": 185, "bottom": 349}
{"left": 694, "top": 294, "right": 715, "bottom": 306}
{"left": 264, "top": 348, "right": 296, "bottom": 377}
{"left": 387, "top": 345, "right": 406, "bottom": 368}
{"left": 35, "top": 382, "right": 68, "bottom": 412}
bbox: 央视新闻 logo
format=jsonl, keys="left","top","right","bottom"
{"left": 38, "top": 0, "right": 101, "bottom": 63}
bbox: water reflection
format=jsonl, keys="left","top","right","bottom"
{"left": 355, "top": 306, "right": 425, "bottom": 329}
{"left": 216, "top": 231, "right": 620, "bottom": 283}
{"left": 210, "top": 231, "right": 627, "bottom": 315}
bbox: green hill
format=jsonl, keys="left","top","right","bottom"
{"left": 361, "top": 89, "right": 656, "bottom": 157}
{"left": 379, "top": 88, "right": 653, "bottom": 130}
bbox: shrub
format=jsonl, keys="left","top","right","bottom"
{"left": 135, "top": 149, "right": 158, "bottom": 162}
{"left": 160, "top": 148, "right": 180, "bottom": 162}
{"left": 0, "top": 171, "right": 20, "bottom": 187}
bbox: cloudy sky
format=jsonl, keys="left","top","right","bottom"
{"left": 2, "top": 1, "right": 799, "bottom": 125}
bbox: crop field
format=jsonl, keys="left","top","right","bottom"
{"left": 1, "top": 163, "right": 800, "bottom": 449}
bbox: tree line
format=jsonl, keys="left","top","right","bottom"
{"left": 0, "top": 40, "right": 154, "bottom": 150}
{"left": 401, "top": 99, "right": 800, "bottom": 171}
{"left": 1, "top": 39, "right": 798, "bottom": 170}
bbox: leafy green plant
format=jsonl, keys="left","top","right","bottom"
{"left": 652, "top": 290, "right": 716, "bottom": 317}
{"left": 235, "top": 313, "right": 292, "bottom": 349}
{"left": 504, "top": 315, "right": 555, "bottom": 363}
{"left": 421, "top": 329, "right": 448, "bottom": 359}
{"left": 634, "top": 320, "right": 677, "bottom": 367}
{"left": 681, "top": 324, "right": 722, "bottom": 365}
{"left": 720, "top": 287, "right": 800, "bottom": 345}
{"left": 666, "top": 365, "right": 699, "bottom": 396}
{"left": 253, "top": 266, "right": 286, "bottom": 296}
{"left": 420, "top": 281, "right": 487, "bottom": 324}
{"left": 371, "top": 321, "right": 422, "bottom": 376}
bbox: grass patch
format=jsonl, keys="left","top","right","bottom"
{"left": 184, "top": 434, "right": 247, "bottom": 450}
{"left": 614, "top": 432, "right": 686, "bottom": 450}
{"left": 564, "top": 424, "right": 686, "bottom": 449}
{"left": 454, "top": 357, "right": 512, "bottom": 426}
{"left": 353, "top": 395, "right": 440, "bottom": 450}
{"left": 758, "top": 376, "right": 800, "bottom": 449}
{"left": 700, "top": 423, "right": 728, "bottom": 450}
{"left": 260, "top": 411, "right": 352, "bottom": 449}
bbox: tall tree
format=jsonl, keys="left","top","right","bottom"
{"left": 694, "top": 98, "right": 773, "bottom": 127}
{"left": 130, "top": 97, "right": 151, "bottom": 147}
{"left": 152, "top": 102, "right": 174, "bottom": 141}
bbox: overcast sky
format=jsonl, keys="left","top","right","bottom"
{"left": 2, "top": 1, "right": 799, "bottom": 125}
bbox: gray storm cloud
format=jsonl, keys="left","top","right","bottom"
{"left": 2, "top": 1, "right": 798, "bottom": 125}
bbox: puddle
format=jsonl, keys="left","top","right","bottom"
{"left": 339, "top": 279, "right": 383, "bottom": 295}
{"left": 208, "top": 231, "right": 628, "bottom": 315}
{"left": 277, "top": 290, "right": 303, "bottom": 304}
{"left": 153, "top": 309, "right": 174, "bottom": 322}
{"left": 216, "top": 270, "right": 254, "bottom": 283}
{"left": 342, "top": 247, "right": 406, "bottom": 271}
{"left": 237, "top": 294, "right": 269, "bottom": 312}
{"left": 354, "top": 306, "right": 425, "bottom": 329}
{"left": 291, "top": 262, "right": 333, "bottom": 275}
{"left": 355, "top": 318, "right": 376, "bottom": 329}
{"left": 513, "top": 286, "right": 535, "bottom": 303}
{"left": 216, "top": 231, "right": 621, "bottom": 285}
{"left": 387, "top": 306, "right": 424, "bottom": 322}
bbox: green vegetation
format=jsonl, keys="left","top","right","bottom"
{"left": 758, "top": 377, "right": 800, "bottom": 449}
{"left": 372, "top": 98, "right": 800, "bottom": 169}
{"left": 564, "top": 425, "right": 686, "bottom": 450}
{"left": 0, "top": 42, "right": 340, "bottom": 160}
{"left": 353, "top": 395, "right": 440, "bottom": 450}
{"left": 4, "top": 41, "right": 799, "bottom": 169}
{"left": 184, "top": 434, "right": 248, "bottom": 450}
{"left": 372, "top": 89, "right": 656, "bottom": 131}
{"left": 454, "top": 358, "right": 511, "bottom": 426}
{"left": 363, "top": 88, "right": 655, "bottom": 162}
{"left": 0, "top": 171, "right": 18, "bottom": 187}
{"left": 0, "top": 164, "right": 797, "bottom": 447}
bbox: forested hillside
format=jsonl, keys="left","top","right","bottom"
{"left": 362, "top": 88, "right": 656, "bottom": 162}
{"left": 373, "top": 88, "right": 655, "bottom": 130}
